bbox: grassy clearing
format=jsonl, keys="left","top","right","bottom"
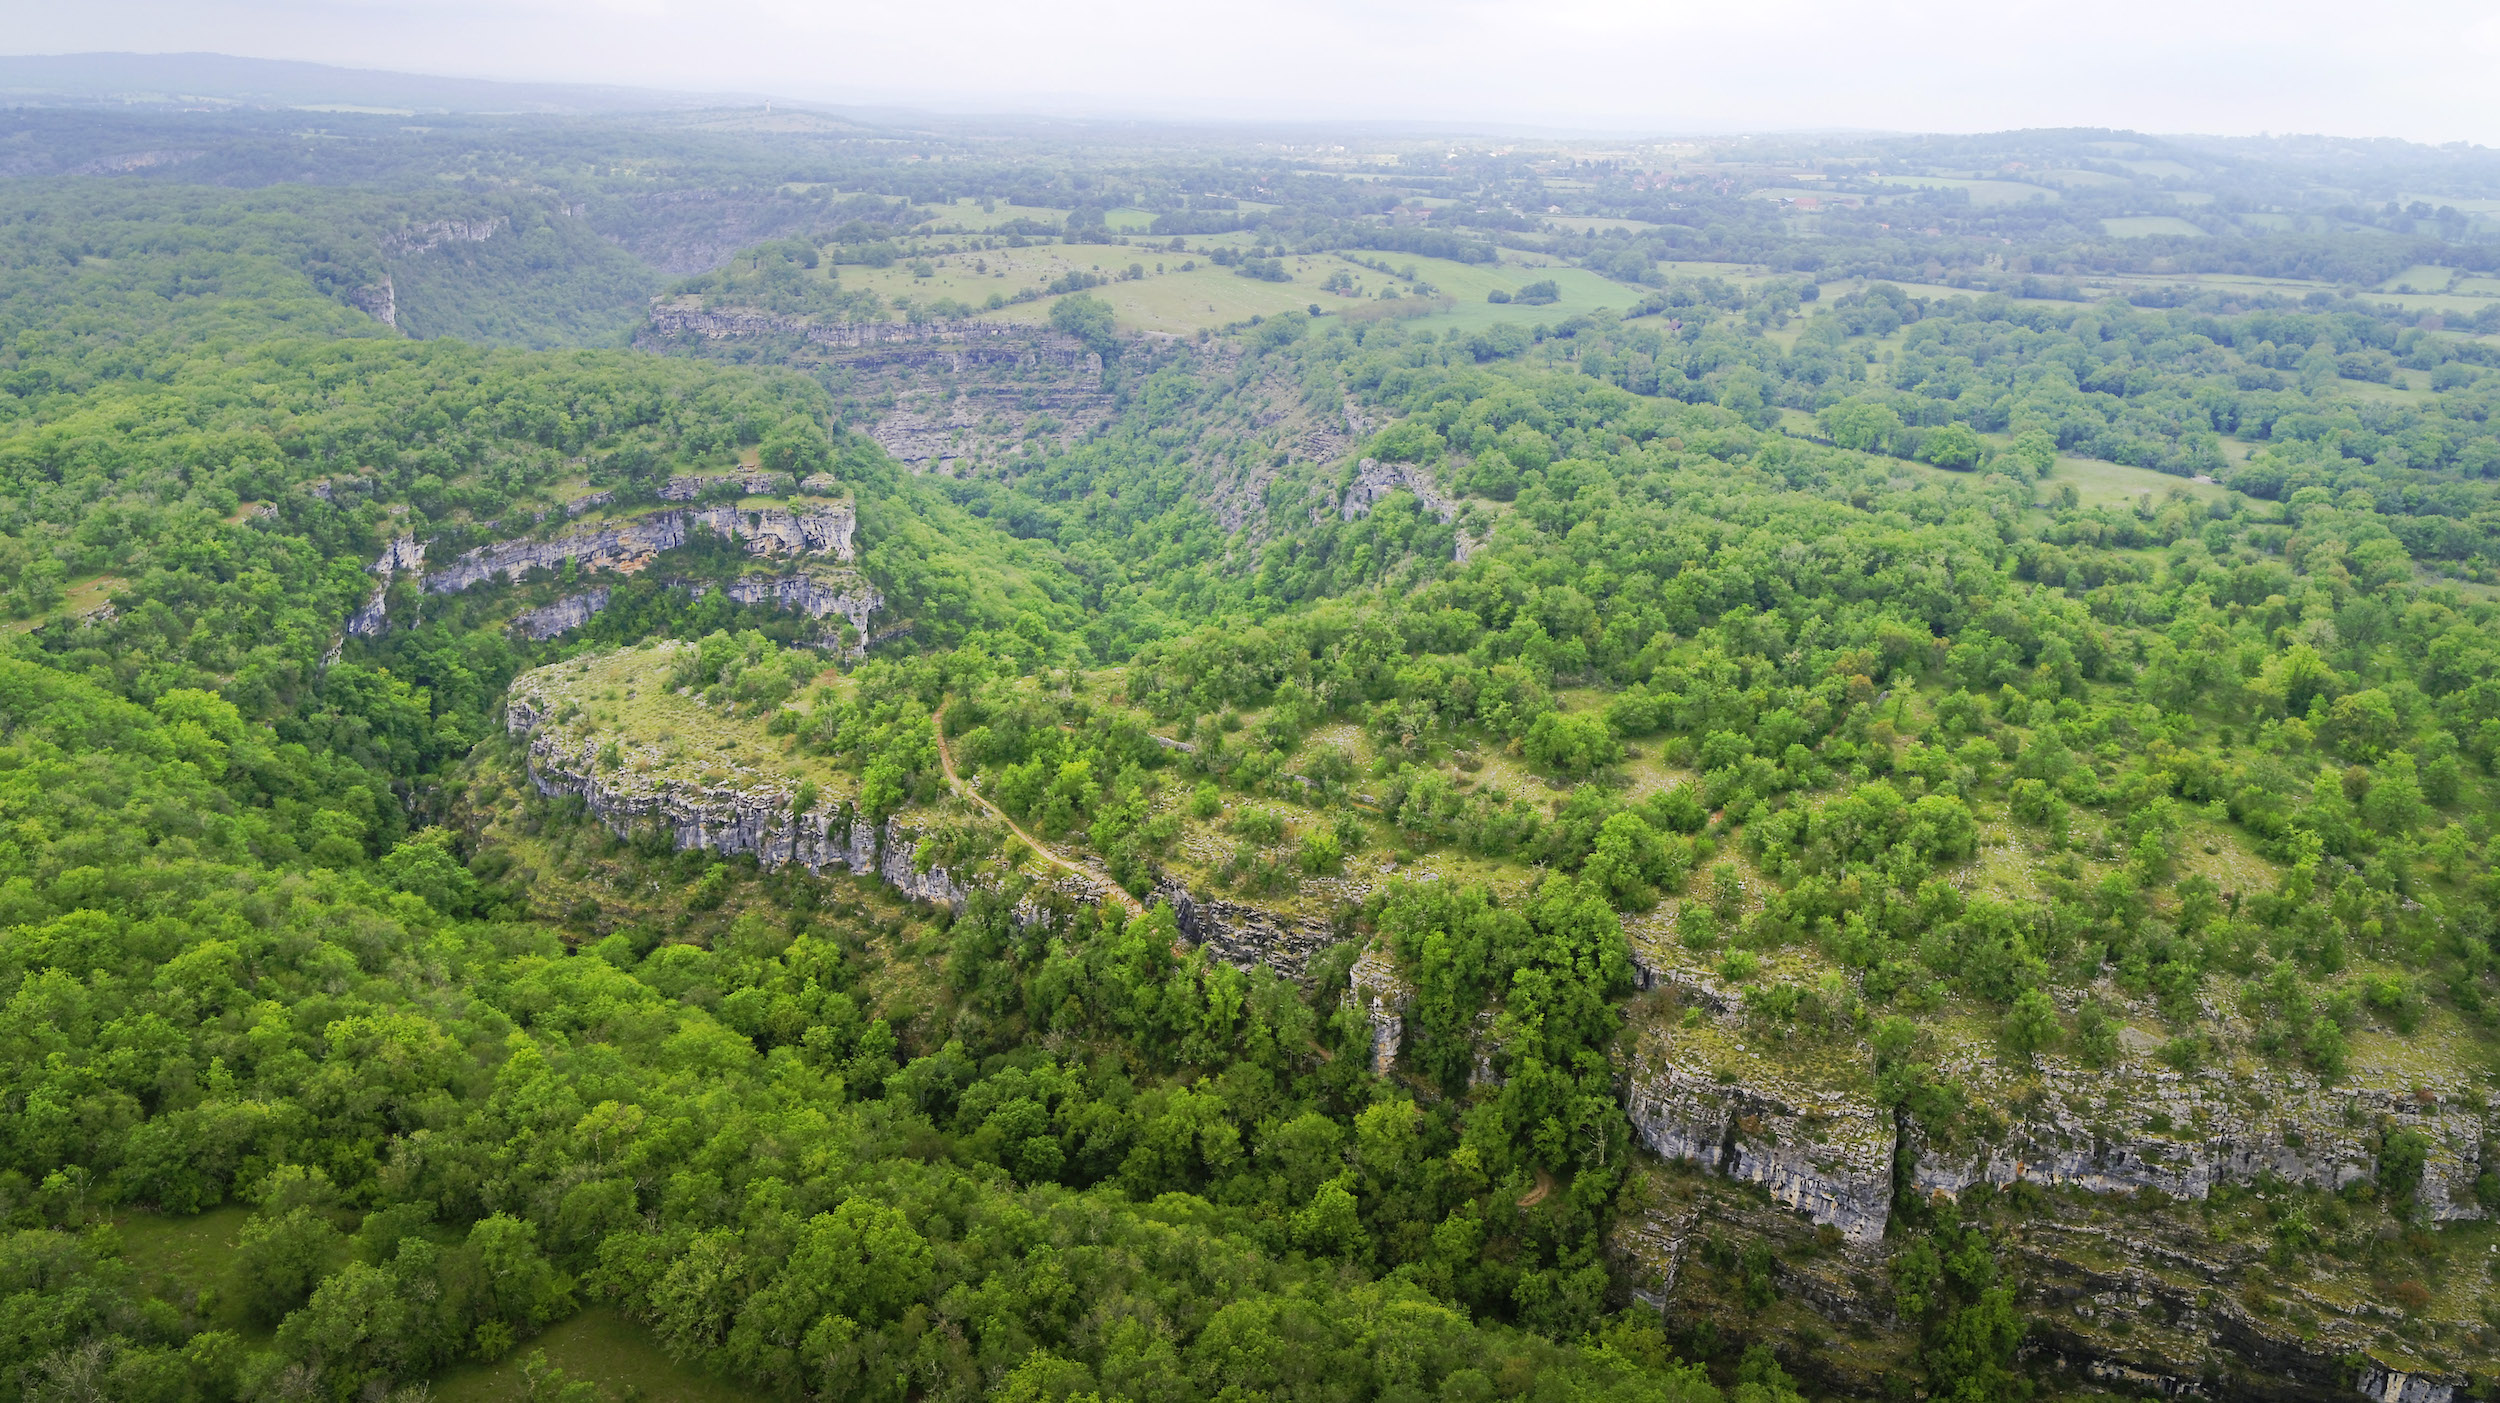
{"left": 509, "top": 640, "right": 854, "bottom": 807}
{"left": 6, "top": 573, "right": 127, "bottom": 634}
{"left": 2037, "top": 168, "right": 2130, "bottom": 189}
{"left": 2100, "top": 215, "right": 2207, "bottom": 238}
{"left": 2378, "top": 264, "right": 2456, "bottom": 293}
{"left": 912, "top": 197, "right": 1071, "bottom": 231}
{"left": 115, "top": 1206, "right": 269, "bottom": 1340}
{"left": 2048, "top": 454, "right": 2227, "bottom": 508}
{"left": 1541, "top": 216, "right": 1661, "bottom": 234}
{"left": 1870, "top": 175, "right": 2059, "bottom": 206}
{"left": 430, "top": 1306, "right": 751, "bottom": 1403}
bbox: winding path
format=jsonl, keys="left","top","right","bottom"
{"left": 932, "top": 705, "right": 1145, "bottom": 919}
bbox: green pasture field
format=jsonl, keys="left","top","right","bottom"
{"left": 2035, "top": 168, "right": 2129, "bottom": 188}
{"left": 1868, "top": 175, "right": 2058, "bottom": 205}
{"left": 1750, "top": 187, "right": 1867, "bottom": 207}
{"left": 832, "top": 238, "right": 1649, "bottom": 336}
{"left": 2111, "top": 158, "right": 2199, "bottom": 180}
{"left": 1776, "top": 414, "right": 2231, "bottom": 511}
{"left": 2381, "top": 264, "right": 2459, "bottom": 293}
{"left": 1105, "top": 206, "right": 1156, "bottom": 232}
{"left": 431, "top": 1307, "right": 753, "bottom": 1403}
{"left": 1541, "top": 215, "right": 1661, "bottom": 234}
{"left": 2047, "top": 453, "right": 2228, "bottom": 508}
{"left": 913, "top": 197, "right": 1073, "bottom": 231}
{"left": 2100, "top": 215, "right": 2206, "bottom": 237}
{"left": 2402, "top": 193, "right": 2500, "bottom": 214}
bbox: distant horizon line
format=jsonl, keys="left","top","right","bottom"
{"left": 0, "top": 49, "right": 2481, "bottom": 152}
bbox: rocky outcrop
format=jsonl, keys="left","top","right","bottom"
{"left": 642, "top": 310, "right": 1098, "bottom": 365}
{"left": 1348, "top": 944, "right": 1408, "bottom": 1077}
{"left": 1622, "top": 1043, "right": 2491, "bottom": 1250}
{"left": 1152, "top": 881, "right": 1337, "bottom": 977}
{"left": 510, "top": 691, "right": 963, "bottom": 896}
{"left": 1621, "top": 1054, "right": 1896, "bottom": 1244}
{"left": 350, "top": 275, "right": 396, "bottom": 329}
{"left": 1907, "top": 1062, "right": 2491, "bottom": 1223}
{"left": 511, "top": 588, "right": 609, "bottom": 641}
{"left": 1341, "top": 458, "right": 1456, "bottom": 524}
{"left": 384, "top": 217, "right": 503, "bottom": 256}
{"left": 418, "top": 502, "right": 855, "bottom": 595}
{"left": 2356, "top": 1363, "right": 2461, "bottom": 1403}
{"left": 347, "top": 535, "right": 425, "bottom": 637}
{"left": 709, "top": 570, "right": 882, "bottom": 655}
{"left": 563, "top": 490, "right": 613, "bottom": 517}
{"left": 660, "top": 470, "right": 797, "bottom": 501}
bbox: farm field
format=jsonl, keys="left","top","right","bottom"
{"left": 1868, "top": 174, "right": 2059, "bottom": 205}
{"left": 826, "top": 237, "right": 1647, "bottom": 334}
{"left": 2100, "top": 214, "right": 2206, "bottom": 237}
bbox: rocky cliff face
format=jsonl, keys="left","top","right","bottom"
{"left": 508, "top": 678, "right": 1366, "bottom": 983}
{"left": 383, "top": 217, "right": 504, "bottom": 256}
{"left": 512, "top": 588, "right": 610, "bottom": 641}
{"left": 1619, "top": 1018, "right": 2491, "bottom": 1246}
{"left": 661, "top": 470, "right": 798, "bottom": 501}
{"left": 510, "top": 691, "right": 966, "bottom": 903}
{"left": 639, "top": 312, "right": 1109, "bottom": 477}
{"left": 1907, "top": 1058, "right": 2491, "bottom": 1222}
{"left": 417, "top": 501, "right": 855, "bottom": 596}
{"left": 1622, "top": 1049, "right": 1897, "bottom": 1244}
{"left": 1150, "top": 881, "right": 1339, "bottom": 977}
{"left": 350, "top": 275, "right": 397, "bottom": 329}
{"left": 1340, "top": 458, "right": 1457, "bottom": 525}
{"left": 710, "top": 570, "right": 882, "bottom": 655}
{"left": 346, "top": 536, "right": 425, "bottom": 637}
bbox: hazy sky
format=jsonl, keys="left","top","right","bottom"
{"left": 15, "top": 0, "right": 2500, "bottom": 142}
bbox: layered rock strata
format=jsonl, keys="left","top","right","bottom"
{"left": 509, "top": 692, "right": 965, "bottom": 904}
{"left": 1621, "top": 1053, "right": 1896, "bottom": 1244}
{"left": 512, "top": 588, "right": 610, "bottom": 641}
{"left": 411, "top": 502, "right": 856, "bottom": 596}
{"left": 1620, "top": 1028, "right": 2492, "bottom": 1246}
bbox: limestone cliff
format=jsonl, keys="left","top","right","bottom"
{"left": 512, "top": 588, "right": 610, "bottom": 641}
{"left": 417, "top": 501, "right": 855, "bottom": 596}
{"left": 508, "top": 690, "right": 965, "bottom": 904}
{"left": 1340, "top": 457, "right": 1457, "bottom": 525}
{"left": 346, "top": 536, "right": 425, "bottom": 637}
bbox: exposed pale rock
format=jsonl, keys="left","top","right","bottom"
{"left": 1340, "top": 457, "right": 1457, "bottom": 524}
{"left": 511, "top": 588, "right": 610, "bottom": 641}
{"left": 1152, "top": 880, "right": 1336, "bottom": 977}
{"left": 1908, "top": 1061, "right": 2490, "bottom": 1222}
{"left": 1621, "top": 1052, "right": 1896, "bottom": 1244}
{"left": 347, "top": 535, "right": 425, "bottom": 637}
{"left": 416, "top": 502, "right": 855, "bottom": 596}
{"left": 1348, "top": 944, "right": 1408, "bottom": 1077}
{"left": 510, "top": 691, "right": 961, "bottom": 896}
{"left": 718, "top": 571, "right": 882, "bottom": 655}
{"left": 660, "top": 470, "right": 797, "bottom": 501}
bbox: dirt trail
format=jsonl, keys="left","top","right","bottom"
{"left": 1516, "top": 1169, "right": 1557, "bottom": 1208}
{"left": 932, "top": 707, "right": 1144, "bottom": 919}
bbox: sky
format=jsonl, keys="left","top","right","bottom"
{"left": 11, "top": 0, "right": 2500, "bottom": 143}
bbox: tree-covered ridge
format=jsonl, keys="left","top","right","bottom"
{"left": 0, "top": 104, "right": 2498, "bottom": 1401}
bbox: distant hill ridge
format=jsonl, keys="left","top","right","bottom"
{"left": 0, "top": 51, "right": 751, "bottom": 113}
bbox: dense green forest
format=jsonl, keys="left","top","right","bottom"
{"left": 0, "top": 71, "right": 2498, "bottom": 1403}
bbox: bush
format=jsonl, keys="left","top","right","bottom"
{"left": 1523, "top": 711, "right": 1621, "bottom": 777}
